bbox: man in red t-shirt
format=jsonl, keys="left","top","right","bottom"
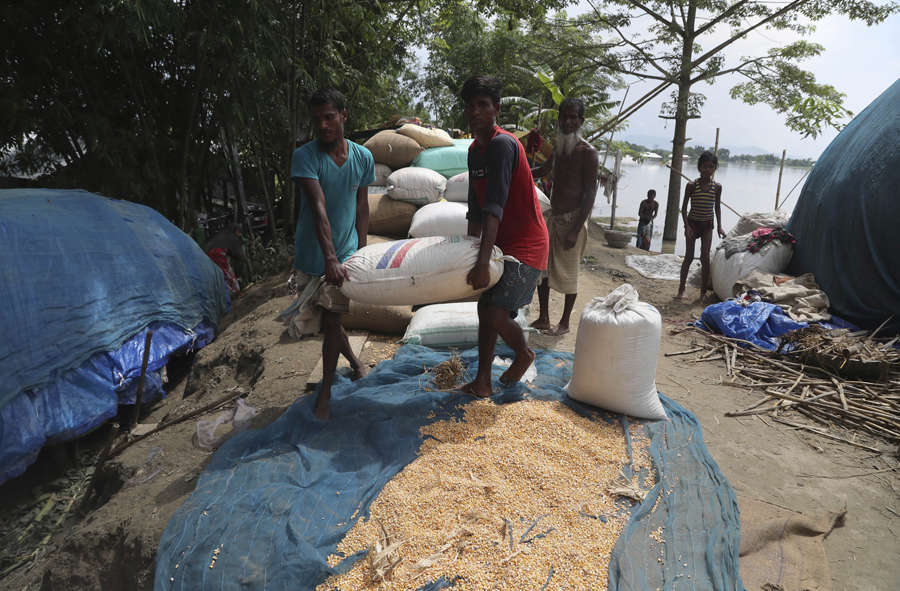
{"left": 460, "top": 75, "right": 550, "bottom": 398}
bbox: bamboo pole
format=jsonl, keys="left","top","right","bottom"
{"left": 775, "top": 149, "right": 787, "bottom": 209}
{"left": 130, "top": 330, "right": 154, "bottom": 427}
{"left": 601, "top": 86, "right": 630, "bottom": 169}
{"left": 712, "top": 128, "right": 720, "bottom": 181}
{"left": 610, "top": 150, "right": 622, "bottom": 229}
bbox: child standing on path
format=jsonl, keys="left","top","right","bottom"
{"left": 677, "top": 151, "right": 726, "bottom": 301}
{"left": 636, "top": 189, "right": 658, "bottom": 250}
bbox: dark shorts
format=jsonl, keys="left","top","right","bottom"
{"left": 687, "top": 217, "right": 714, "bottom": 237}
{"left": 479, "top": 261, "right": 542, "bottom": 317}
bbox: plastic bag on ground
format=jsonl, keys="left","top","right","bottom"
{"left": 699, "top": 300, "right": 807, "bottom": 351}
{"left": 194, "top": 398, "right": 258, "bottom": 450}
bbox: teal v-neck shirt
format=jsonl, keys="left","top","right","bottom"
{"left": 291, "top": 139, "right": 375, "bottom": 275}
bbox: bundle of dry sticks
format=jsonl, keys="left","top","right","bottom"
{"left": 670, "top": 325, "right": 900, "bottom": 453}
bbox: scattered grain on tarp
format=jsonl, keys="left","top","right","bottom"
{"left": 318, "top": 399, "right": 654, "bottom": 590}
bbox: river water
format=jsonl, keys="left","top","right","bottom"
{"left": 590, "top": 159, "right": 812, "bottom": 255}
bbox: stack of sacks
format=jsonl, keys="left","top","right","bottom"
{"left": 363, "top": 125, "right": 459, "bottom": 237}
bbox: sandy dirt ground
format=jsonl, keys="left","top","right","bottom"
{"left": 3, "top": 222, "right": 898, "bottom": 591}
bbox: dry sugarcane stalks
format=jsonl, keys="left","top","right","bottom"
{"left": 680, "top": 325, "right": 900, "bottom": 450}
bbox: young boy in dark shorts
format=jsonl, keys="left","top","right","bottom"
{"left": 459, "top": 75, "right": 550, "bottom": 398}
{"left": 677, "top": 151, "right": 727, "bottom": 300}
{"left": 636, "top": 189, "right": 658, "bottom": 250}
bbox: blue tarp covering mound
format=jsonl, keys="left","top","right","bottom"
{"left": 0, "top": 321, "right": 216, "bottom": 483}
{"left": 700, "top": 301, "right": 807, "bottom": 350}
{"left": 155, "top": 346, "right": 742, "bottom": 591}
{"left": 0, "top": 189, "right": 229, "bottom": 483}
{"left": 787, "top": 79, "right": 900, "bottom": 335}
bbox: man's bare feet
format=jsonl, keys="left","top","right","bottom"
{"left": 530, "top": 317, "right": 551, "bottom": 331}
{"left": 543, "top": 323, "right": 569, "bottom": 336}
{"left": 460, "top": 379, "right": 492, "bottom": 398}
{"left": 313, "top": 392, "right": 331, "bottom": 420}
{"left": 350, "top": 363, "right": 369, "bottom": 381}
{"left": 499, "top": 349, "right": 536, "bottom": 384}
{"left": 674, "top": 288, "right": 686, "bottom": 300}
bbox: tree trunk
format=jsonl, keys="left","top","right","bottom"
{"left": 662, "top": 82, "right": 691, "bottom": 241}
{"left": 662, "top": 6, "right": 697, "bottom": 242}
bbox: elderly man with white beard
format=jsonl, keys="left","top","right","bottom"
{"left": 530, "top": 97, "right": 599, "bottom": 335}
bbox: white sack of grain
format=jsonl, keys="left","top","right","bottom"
{"left": 395, "top": 123, "right": 455, "bottom": 148}
{"left": 374, "top": 163, "right": 392, "bottom": 187}
{"left": 444, "top": 172, "right": 469, "bottom": 202}
{"left": 341, "top": 236, "right": 504, "bottom": 306}
{"left": 567, "top": 284, "right": 667, "bottom": 420}
{"left": 710, "top": 242, "right": 793, "bottom": 301}
{"left": 408, "top": 201, "right": 469, "bottom": 238}
{"left": 535, "top": 185, "right": 551, "bottom": 214}
{"left": 387, "top": 167, "right": 447, "bottom": 206}
{"left": 401, "top": 302, "right": 529, "bottom": 347}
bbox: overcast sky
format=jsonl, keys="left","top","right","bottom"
{"left": 567, "top": 2, "right": 900, "bottom": 158}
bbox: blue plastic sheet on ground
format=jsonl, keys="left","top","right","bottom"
{"left": 699, "top": 301, "right": 807, "bottom": 350}
{"left": 787, "top": 79, "right": 900, "bottom": 335}
{"left": 155, "top": 345, "right": 742, "bottom": 591}
{"left": 0, "top": 320, "right": 216, "bottom": 484}
{"left": 0, "top": 189, "right": 230, "bottom": 410}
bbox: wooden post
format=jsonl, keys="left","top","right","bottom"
{"left": 775, "top": 149, "right": 787, "bottom": 209}
{"left": 131, "top": 330, "right": 154, "bottom": 427}
{"left": 610, "top": 150, "right": 622, "bottom": 229}
{"left": 712, "top": 128, "right": 720, "bottom": 180}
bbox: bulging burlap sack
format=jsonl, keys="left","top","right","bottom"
{"left": 396, "top": 123, "right": 454, "bottom": 148}
{"left": 365, "top": 234, "right": 393, "bottom": 245}
{"left": 367, "top": 193, "right": 417, "bottom": 238}
{"left": 364, "top": 130, "right": 423, "bottom": 169}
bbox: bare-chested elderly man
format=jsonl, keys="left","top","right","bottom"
{"left": 530, "top": 97, "right": 599, "bottom": 335}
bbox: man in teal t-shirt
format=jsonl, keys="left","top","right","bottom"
{"left": 289, "top": 88, "right": 375, "bottom": 420}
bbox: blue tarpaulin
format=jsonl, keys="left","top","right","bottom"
{"left": 700, "top": 301, "right": 807, "bottom": 350}
{"left": 0, "top": 189, "right": 229, "bottom": 482}
{"left": 155, "top": 345, "right": 742, "bottom": 591}
{"left": 0, "top": 321, "right": 215, "bottom": 483}
{"left": 787, "top": 79, "right": 900, "bottom": 335}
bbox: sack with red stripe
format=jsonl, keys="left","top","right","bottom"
{"left": 340, "top": 236, "right": 504, "bottom": 306}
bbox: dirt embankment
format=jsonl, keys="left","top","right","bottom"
{"left": 2, "top": 223, "right": 897, "bottom": 590}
